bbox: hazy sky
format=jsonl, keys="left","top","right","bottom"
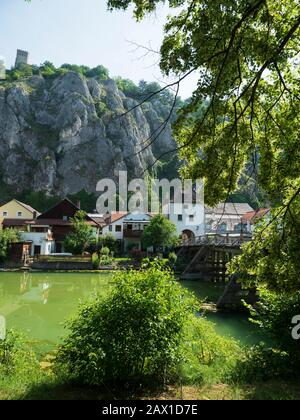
{"left": 0, "top": 0, "right": 198, "bottom": 98}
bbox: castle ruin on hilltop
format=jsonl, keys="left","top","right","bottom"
{"left": 15, "top": 49, "right": 29, "bottom": 68}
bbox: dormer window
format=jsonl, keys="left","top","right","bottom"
{"left": 62, "top": 216, "right": 68, "bottom": 222}
{"left": 17, "top": 211, "right": 22, "bottom": 217}
{"left": 3, "top": 211, "right": 8, "bottom": 217}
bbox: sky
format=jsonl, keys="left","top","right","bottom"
{"left": 0, "top": 0, "right": 198, "bottom": 98}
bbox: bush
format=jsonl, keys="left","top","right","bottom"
{"left": 0, "top": 330, "right": 42, "bottom": 393}
{"left": 230, "top": 344, "right": 293, "bottom": 383}
{"left": 0, "top": 229, "right": 20, "bottom": 262}
{"left": 129, "top": 249, "right": 146, "bottom": 262}
{"left": 100, "top": 234, "right": 119, "bottom": 255}
{"left": 243, "top": 289, "right": 300, "bottom": 377}
{"left": 181, "top": 317, "right": 242, "bottom": 385}
{"left": 92, "top": 253, "right": 100, "bottom": 269}
{"left": 168, "top": 252, "right": 178, "bottom": 267}
{"left": 55, "top": 264, "right": 198, "bottom": 386}
{"left": 100, "top": 247, "right": 110, "bottom": 257}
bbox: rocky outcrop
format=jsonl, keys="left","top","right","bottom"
{"left": 0, "top": 72, "right": 176, "bottom": 195}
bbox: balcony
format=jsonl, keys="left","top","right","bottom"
{"left": 123, "top": 229, "right": 144, "bottom": 239}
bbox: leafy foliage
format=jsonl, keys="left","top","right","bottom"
{"left": 63, "top": 211, "right": 95, "bottom": 255}
{"left": 55, "top": 263, "right": 198, "bottom": 386}
{"left": 0, "top": 229, "right": 20, "bottom": 262}
{"left": 108, "top": 0, "right": 300, "bottom": 294}
{"left": 99, "top": 233, "right": 120, "bottom": 254}
{"left": 229, "top": 191, "right": 300, "bottom": 291}
{"left": 250, "top": 289, "right": 300, "bottom": 369}
{"left": 142, "top": 214, "right": 178, "bottom": 251}
{"left": 182, "top": 317, "right": 242, "bottom": 385}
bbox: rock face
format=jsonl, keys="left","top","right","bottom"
{"left": 0, "top": 72, "right": 175, "bottom": 195}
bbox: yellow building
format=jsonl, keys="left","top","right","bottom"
{"left": 0, "top": 199, "right": 40, "bottom": 226}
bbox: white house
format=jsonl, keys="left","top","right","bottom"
{"left": 166, "top": 202, "right": 205, "bottom": 241}
{"left": 21, "top": 229, "right": 55, "bottom": 256}
{"left": 102, "top": 211, "right": 152, "bottom": 251}
{"left": 205, "top": 203, "right": 254, "bottom": 233}
{"left": 102, "top": 201, "right": 206, "bottom": 249}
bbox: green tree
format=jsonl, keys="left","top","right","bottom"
{"left": 63, "top": 211, "right": 95, "bottom": 255}
{"left": 108, "top": 0, "right": 300, "bottom": 292}
{"left": 85, "top": 65, "right": 109, "bottom": 79}
{"left": 0, "top": 229, "right": 20, "bottom": 262}
{"left": 142, "top": 214, "right": 178, "bottom": 251}
{"left": 100, "top": 233, "right": 119, "bottom": 254}
{"left": 55, "top": 263, "right": 197, "bottom": 385}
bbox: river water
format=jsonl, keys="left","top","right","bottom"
{"left": 0, "top": 272, "right": 263, "bottom": 355}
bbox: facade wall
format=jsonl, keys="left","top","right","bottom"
{"left": 0, "top": 201, "right": 34, "bottom": 225}
{"left": 167, "top": 203, "right": 205, "bottom": 237}
{"left": 102, "top": 219, "right": 124, "bottom": 240}
{"left": 205, "top": 214, "right": 245, "bottom": 232}
{"left": 20, "top": 232, "right": 54, "bottom": 255}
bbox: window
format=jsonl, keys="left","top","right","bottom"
{"left": 189, "top": 215, "right": 195, "bottom": 222}
{"left": 115, "top": 225, "right": 122, "bottom": 232}
{"left": 178, "top": 215, "right": 183, "bottom": 221}
{"left": 3, "top": 211, "right": 7, "bottom": 217}
{"left": 17, "top": 211, "right": 22, "bottom": 217}
{"left": 109, "top": 225, "right": 113, "bottom": 232}
{"left": 62, "top": 216, "right": 68, "bottom": 222}
{"left": 219, "top": 223, "right": 227, "bottom": 232}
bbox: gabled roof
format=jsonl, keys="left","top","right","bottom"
{"left": 37, "top": 197, "right": 79, "bottom": 219}
{"left": 0, "top": 199, "right": 40, "bottom": 215}
{"left": 242, "top": 208, "right": 270, "bottom": 224}
{"left": 37, "top": 198, "right": 104, "bottom": 227}
{"left": 14, "top": 200, "right": 40, "bottom": 215}
{"left": 205, "top": 203, "right": 254, "bottom": 216}
{"left": 105, "top": 212, "right": 129, "bottom": 224}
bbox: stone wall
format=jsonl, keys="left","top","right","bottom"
{"left": 31, "top": 261, "right": 93, "bottom": 271}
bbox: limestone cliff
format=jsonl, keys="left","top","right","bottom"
{"left": 0, "top": 72, "right": 175, "bottom": 196}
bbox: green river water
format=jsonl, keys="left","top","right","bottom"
{"left": 0, "top": 272, "right": 263, "bottom": 355}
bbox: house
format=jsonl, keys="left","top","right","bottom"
{"left": 102, "top": 200, "right": 206, "bottom": 250}
{"left": 242, "top": 208, "right": 270, "bottom": 233}
{"left": 2, "top": 218, "right": 55, "bottom": 256}
{"left": 102, "top": 211, "right": 152, "bottom": 252}
{"left": 35, "top": 198, "right": 104, "bottom": 253}
{"left": 205, "top": 203, "right": 254, "bottom": 233}
{"left": 0, "top": 199, "right": 40, "bottom": 226}
{"left": 2, "top": 198, "right": 105, "bottom": 256}
{"left": 166, "top": 202, "right": 205, "bottom": 241}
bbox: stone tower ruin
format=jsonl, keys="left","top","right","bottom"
{"left": 15, "top": 49, "right": 29, "bottom": 68}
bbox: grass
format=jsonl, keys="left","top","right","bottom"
{"left": 1, "top": 374, "right": 300, "bottom": 400}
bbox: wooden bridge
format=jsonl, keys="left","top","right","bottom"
{"left": 176, "top": 232, "right": 252, "bottom": 281}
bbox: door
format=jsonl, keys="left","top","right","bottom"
{"left": 56, "top": 243, "right": 62, "bottom": 253}
{"left": 34, "top": 245, "right": 41, "bottom": 256}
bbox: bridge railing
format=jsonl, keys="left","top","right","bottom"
{"left": 180, "top": 233, "right": 252, "bottom": 247}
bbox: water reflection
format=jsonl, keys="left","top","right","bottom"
{"left": 0, "top": 272, "right": 263, "bottom": 355}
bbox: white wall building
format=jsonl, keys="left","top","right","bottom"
{"left": 205, "top": 203, "right": 254, "bottom": 233}
{"left": 102, "top": 202, "right": 206, "bottom": 249}
{"left": 166, "top": 203, "right": 205, "bottom": 240}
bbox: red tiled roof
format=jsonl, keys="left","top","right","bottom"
{"left": 242, "top": 208, "right": 270, "bottom": 224}
{"left": 106, "top": 212, "right": 128, "bottom": 224}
